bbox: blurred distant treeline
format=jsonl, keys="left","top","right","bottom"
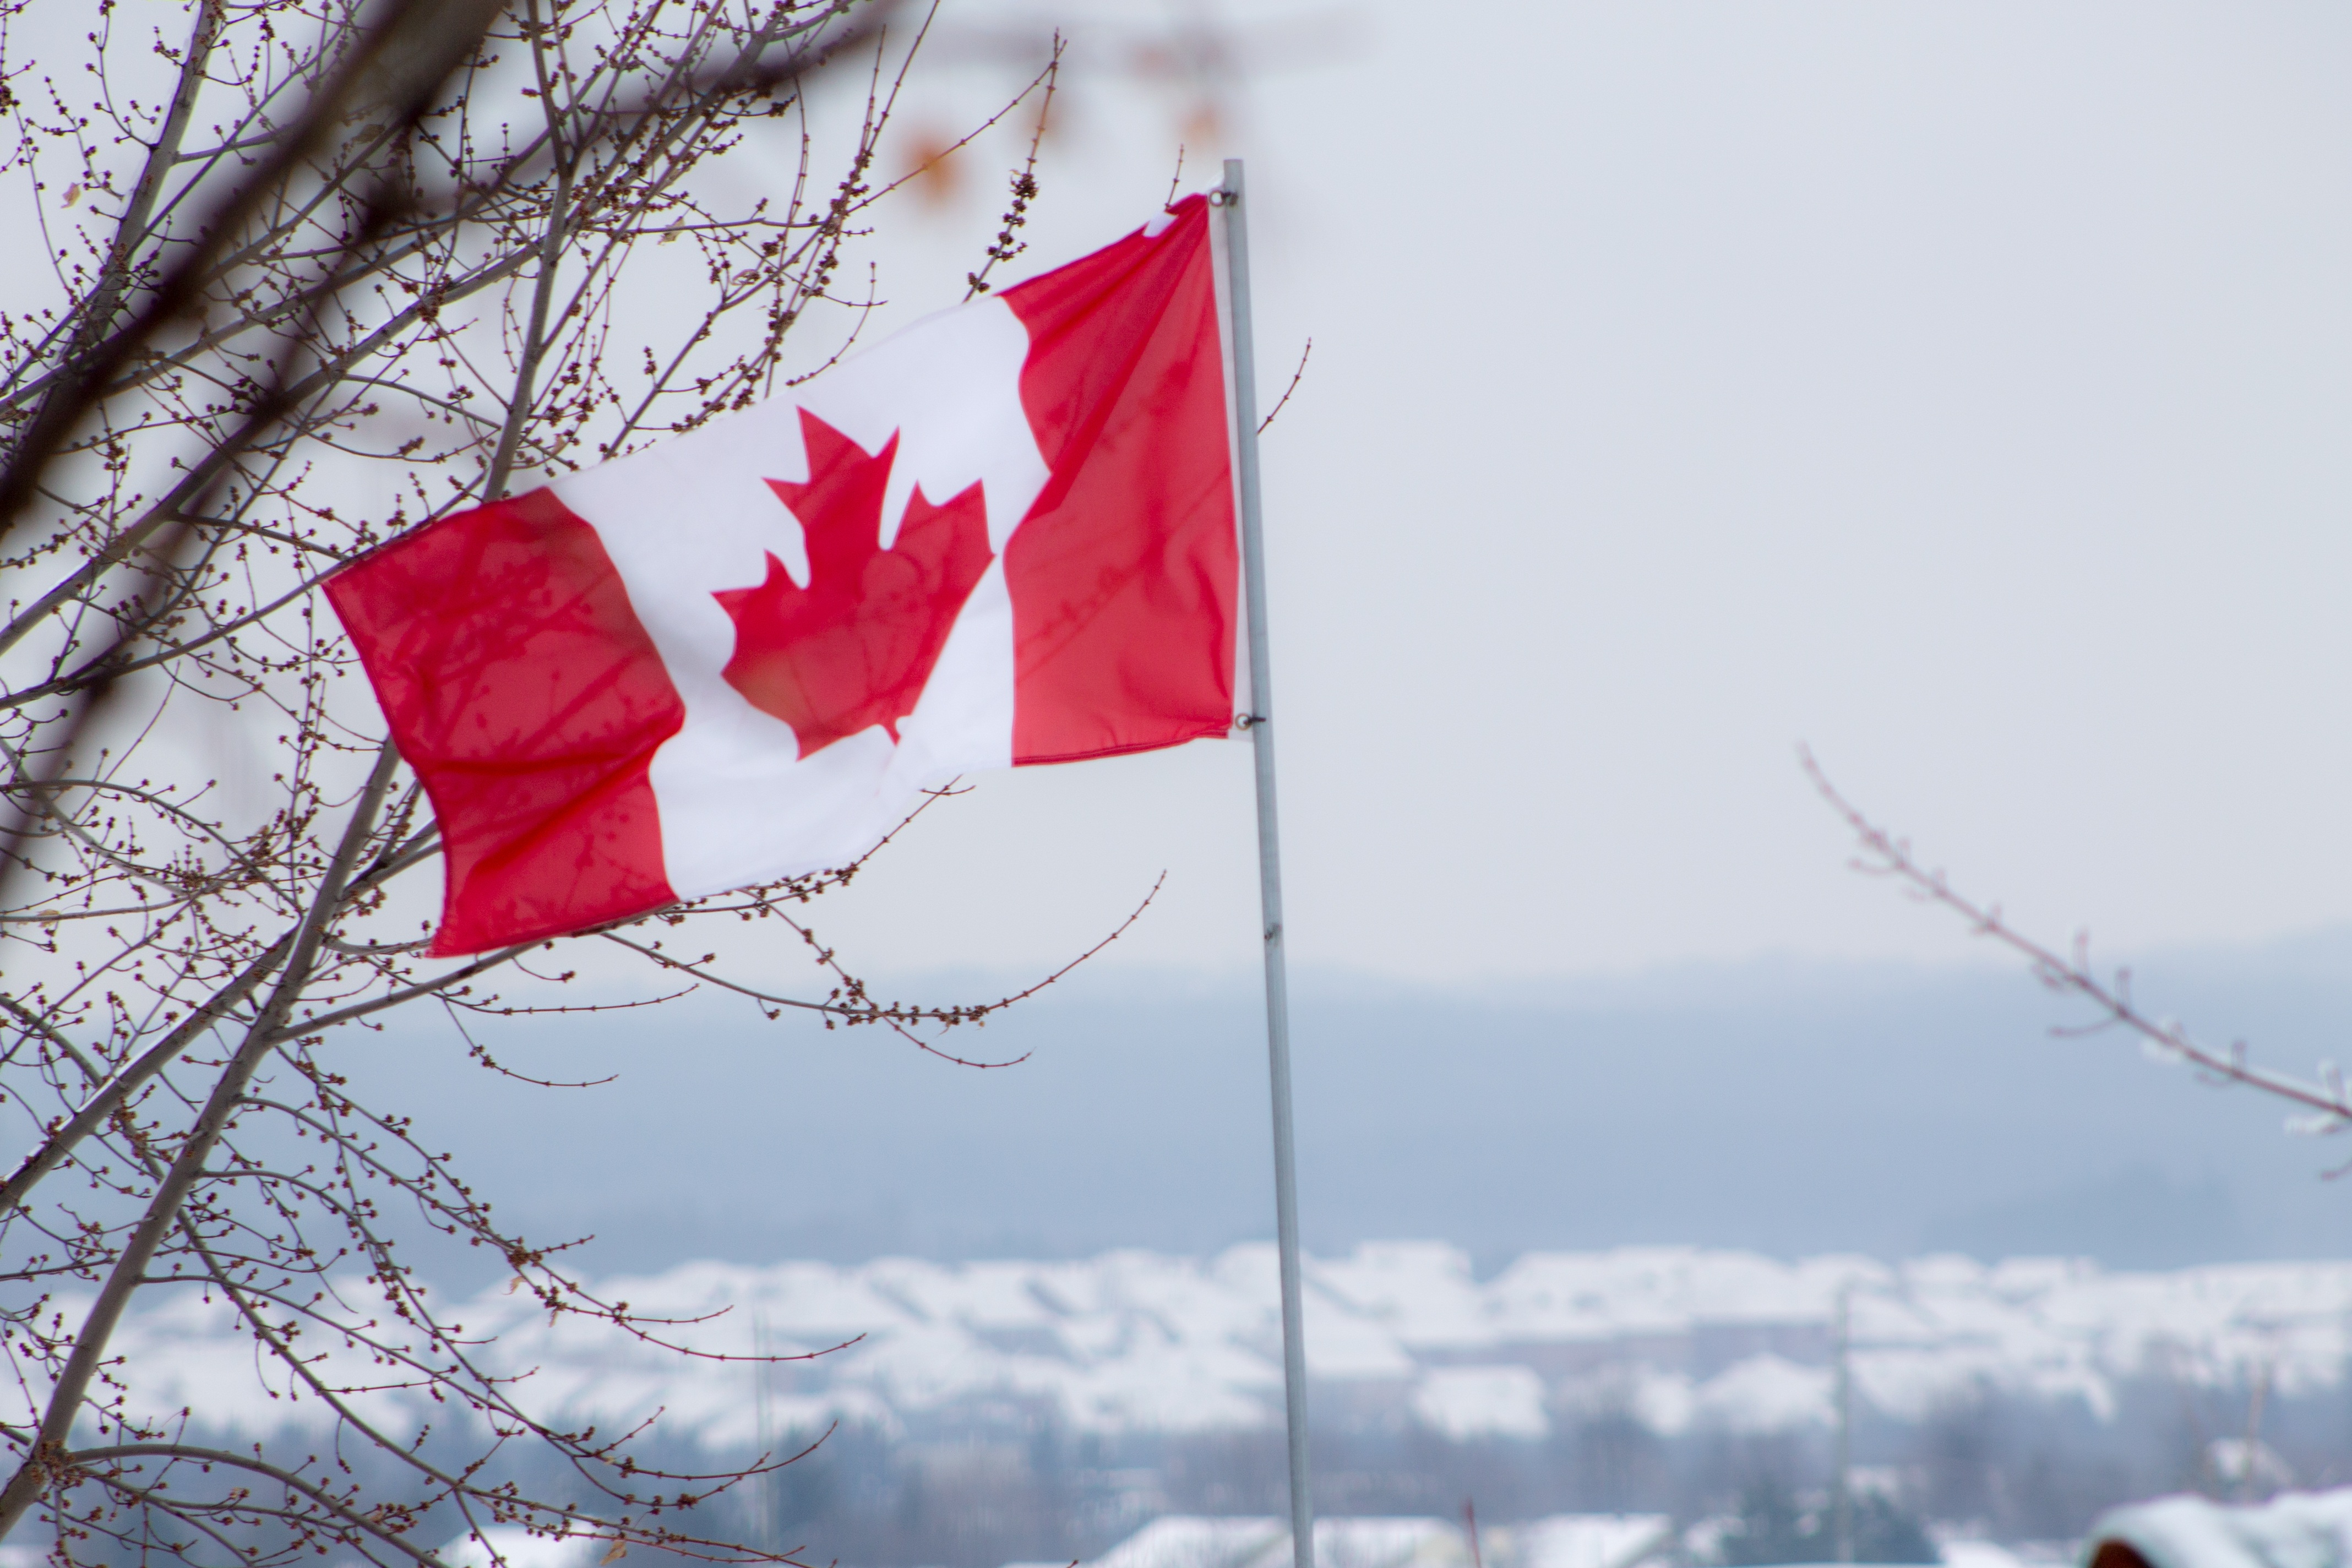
{"left": 725, "top": 1375, "right": 2352, "bottom": 1566}
{"left": 99, "top": 1372, "right": 2352, "bottom": 1568}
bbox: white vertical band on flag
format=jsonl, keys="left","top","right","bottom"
{"left": 557, "top": 295, "right": 1048, "bottom": 899}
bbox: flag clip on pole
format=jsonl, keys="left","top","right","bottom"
{"left": 1218, "top": 157, "right": 1315, "bottom": 1568}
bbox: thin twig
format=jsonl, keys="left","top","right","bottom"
{"left": 1259, "top": 338, "right": 1311, "bottom": 434}
{"left": 1803, "top": 745, "right": 2352, "bottom": 1137}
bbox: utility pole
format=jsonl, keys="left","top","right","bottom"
{"left": 754, "top": 1311, "right": 778, "bottom": 1555}
{"left": 1833, "top": 1284, "right": 1854, "bottom": 1565}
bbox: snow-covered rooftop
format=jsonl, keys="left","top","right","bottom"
{"left": 62, "top": 1244, "right": 2352, "bottom": 1445}
{"left": 1080, "top": 1515, "right": 1671, "bottom": 1568}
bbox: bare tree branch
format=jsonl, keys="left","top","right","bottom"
{"left": 1805, "top": 745, "right": 2352, "bottom": 1136}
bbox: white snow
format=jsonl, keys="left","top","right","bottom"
{"left": 1691, "top": 1355, "right": 1836, "bottom": 1435}
{"left": 1411, "top": 1365, "right": 1552, "bottom": 1441}
{"left": 47, "top": 1244, "right": 2352, "bottom": 1447}
{"left": 436, "top": 1528, "right": 606, "bottom": 1568}
{"left": 1499, "top": 1514, "right": 1675, "bottom": 1568}
{"left": 1092, "top": 1517, "right": 1470, "bottom": 1568}
{"left": 1081, "top": 1515, "right": 1676, "bottom": 1568}
{"left": 1937, "top": 1543, "right": 2032, "bottom": 1568}
{"left": 2089, "top": 1488, "right": 2352, "bottom": 1568}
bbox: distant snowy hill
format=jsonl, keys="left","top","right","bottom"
{"left": 89, "top": 1244, "right": 2352, "bottom": 1446}
{"left": 347, "top": 948, "right": 2352, "bottom": 1278}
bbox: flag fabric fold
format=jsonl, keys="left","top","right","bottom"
{"left": 328, "top": 194, "right": 1241, "bottom": 955}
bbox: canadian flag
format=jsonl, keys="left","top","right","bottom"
{"left": 329, "top": 194, "right": 1244, "bottom": 956}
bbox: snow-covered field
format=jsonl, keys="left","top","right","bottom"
{"left": 88, "top": 1244, "right": 2352, "bottom": 1444}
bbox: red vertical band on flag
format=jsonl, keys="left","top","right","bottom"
{"left": 1001, "top": 193, "right": 1238, "bottom": 764}
{"left": 326, "top": 490, "right": 684, "bottom": 956}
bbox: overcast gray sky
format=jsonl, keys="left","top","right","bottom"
{"left": 698, "top": 1, "right": 2352, "bottom": 992}
{"left": 276, "top": 2, "right": 2352, "bottom": 1275}
{"left": 362, "top": 3, "right": 2352, "bottom": 1275}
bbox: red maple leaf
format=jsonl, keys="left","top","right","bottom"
{"left": 715, "top": 409, "right": 993, "bottom": 759}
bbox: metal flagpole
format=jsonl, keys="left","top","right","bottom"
{"left": 1218, "top": 156, "right": 1315, "bottom": 1568}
